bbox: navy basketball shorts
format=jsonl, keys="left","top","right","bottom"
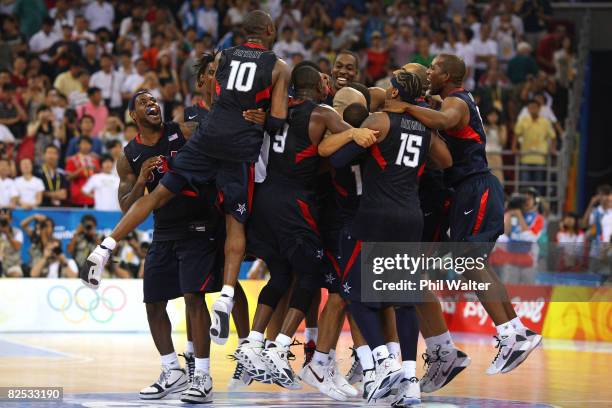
{"left": 143, "top": 235, "right": 223, "bottom": 303}
{"left": 337, "top": 227, "right": 367, "bottom": 305}
{"left": 420, "top": 187, "right": 453, "bottom": 242}
{"left": 320, "top": 225, "right": 342, "bottom": 294}
{"left": 163, "top": 145, "right": 255, "bottom": 224}
{"left": 448, "top": 172, "right": 505, "bottom": 256}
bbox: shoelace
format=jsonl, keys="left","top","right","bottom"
{"left": 157, "top": 366, "right": 171, "bottom": 385}
{"left": 232, "top": 362, "right": 246, "bottom": 380}
{"left": 491, "top": 335, "right": 507, "bottom": 364}
{"left": 422, "top": 345, "right": 442, "bottom": 378}
{"left": 192, "top": 373, "right": 210, "bottom": 389}
{"left": 179, "top": 353, "right": 195, "bottom": 380}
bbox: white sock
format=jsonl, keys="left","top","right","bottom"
{"left": 329, "top": 349, "right": 336, "bottom": 361}
{"left": 247, "top": 331, "right": 264, "bottom": 343}
{"left": 161, "top": 352, "right": 180, "bottom": 369}
{"left": 101, "top": 236, "right": 116, "bottom": 250}
{"left": 221, "top": 285, "right": 234, "bottom": 298}
{"left": 195, "top": 357, "right": 210, "bottom": 373}
{"left": 238, "top": 337, "right": 246, "bottom": 345}
{"left": 275, "top": 333, "right": 292, "bottom": 348}
{"left": 496, "top": 321, "right": 516, "bottom": 337}
{"left": 425, "top": 331, "right": 454, "bottom": 350}
{"left": 357, "top": 345, "right": 374, "bottom": 370}
{"left": 185, "top": 341, "right": 194, "bottom": 354}
{"left": 313, "top": 350, "right": 329, "bottom": 366}
{"left": 402, "top": 360, "right": 416, "bottom": 379}
{"left": 372, "top": 345, "right": 390, "bottom": 363}
{"left": 386, "top": 341, "right": 400, "bottom": 359}
{"left": 304, "top": 327, "right": 318, "bottom": 344}
{"left": 510, "top": 316, "right": 527, "bottom": 331}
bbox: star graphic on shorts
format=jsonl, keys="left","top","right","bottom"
{"left": 236, "top": 203, "right": 247, "bottom": 215}
{"left": 325, "top": 273, "right": 335, "bottom": 284}
{"left": 342, "top": 282, "right": 351, "bottom": 294}
{"left": 316, "top": 249, "right": 324, "bottom": 259}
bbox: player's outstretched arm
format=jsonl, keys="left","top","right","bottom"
{"left": 328, "top": 112, "right": 388, "bottom": 167}
{"left": 270, "top": 58, "right": 290, "bottom": 120}
{"left": 117, "top": 153, "right": 160, "bottom": 213}
{"left": 317, "top": 105, "right": 379, "bottom": 157}
{"left": 427, "top": 131, "right": 453, "bottom": 170}
{"left": 403, "top": 97, "right": 466, "bottom": 130}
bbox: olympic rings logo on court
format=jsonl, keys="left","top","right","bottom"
{"left": 46, "top": 285, "right": 127, "bottom": 324}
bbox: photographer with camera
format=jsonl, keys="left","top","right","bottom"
{"left": 0, "top": 208, "right": 24, "bottom": 277}
{"left": 30, "top": 238, "right": 78, "bottom": 278}
{"left": 496, "top": 188, "right": 545, "bottom": 284}
{"left": 21, "top": 213, "right": 55, "bottom": 272}
{"left": 67, "top": 214, "right": 101, "bottom": 269}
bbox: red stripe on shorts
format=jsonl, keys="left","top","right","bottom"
{"left": 297, "top": 199, "right": 320, "bottom": 236}
{"left": 471, "top": 188, "right": 490, "bottom": 235}
{"left": 342, "top": 240, "right": 362, "bottom": 281}
{"left": 248, "top": 164, "right": 255, "bottom": 213}
{"left": 325, "top": 250, "right": 341, "bottom": 277}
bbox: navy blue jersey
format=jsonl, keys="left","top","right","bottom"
{"left": 352, "top": 112, "right": 431, "bottom": 241}
{"left": 265, "top": 99, "right": 320, "bottom": 188}
{"left": 183, "top": 101, "right": 210, "bottom": 127}
{"left": 123, "top": 122, "right": 218, "bottom": 241}
{"left": 440, "top": 88, "right": 489, "bottom": 187}
{"left": 330, "top": 160, "right": 363, "bottom": 224}
{"left": 199, "top": 43, "right": 278, "bottom": 162}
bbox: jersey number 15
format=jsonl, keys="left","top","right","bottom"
{"left": 395, "top": 133, "right": 422, "bottom": 167}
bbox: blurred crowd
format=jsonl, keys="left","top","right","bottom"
{"left": 0, "top": 0, "right": 590, "bottom": 277}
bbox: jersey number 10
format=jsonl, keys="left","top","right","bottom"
{"left": 227, "top": 60, "right": 257, "bottom": 92}
{"left": 395, "top": 133, "right": 422, "bottom": 167}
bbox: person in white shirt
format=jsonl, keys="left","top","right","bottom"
{"left": 90, "top": 54, "right": 122, "bottom": 110}
{"left": 84, "top": 0, "right": 115, "bottom": 32}
{"left": 454, "top": 27, "right": 476, "bottom": 90}
{"left": 82, "top": 155, "right": 120, "bottom": 211}
{"left": 273, "top": 27, "right": 307, "bottom": 67}
{"left": 73, "top": 15, "right": 96, "bottom": 52}
{"left": 0, "top": 158, "right": 18, "bottom": 208}
{"left": 429, "top": 30, "right": 453, "bottom": 56}
{"left": 29, "top": 18, "right": 60, "bottom": 63}
{"left": 50, "top": 0, "right": 76, "bottom": 35}
{"left": 472, "top": 24, "right": 498, "bottom": 80}
{"left": 119, "top": 6, "right": 151, "bottom": 48}
{"left": 14, "top": 158, "right": 45, "bottom": 210}
{"left": 122, "top": 59, "right": 148, "bottom": 96}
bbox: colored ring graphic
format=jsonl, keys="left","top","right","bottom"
{"left": 46, "top": 285, "right": 128, "bottom": 324}
{"left": 47, "top": 285, "right": 73, "bottom": 312}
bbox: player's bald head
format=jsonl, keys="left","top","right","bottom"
{"left": 333, "top": 87, "right": 366, "bottom": 116}
{"left": 244, "top": 10, "right": 274, "bottom": 36}
{"left": 343, "top": 103, "right": 369, "bottom": 128}
{"left": 292, "top": 65, "right": 322, "bottom": 92}
{"left": 402, "top": 63, "right": 428, "bottom": 92}
{"left": 435, "top": 54, "right": 466, "bottom": 84}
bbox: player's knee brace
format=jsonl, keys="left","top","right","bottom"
{"left": 258, "top": 283, "right": 285, "bottom": 309}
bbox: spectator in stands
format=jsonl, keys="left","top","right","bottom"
{"left": 0, "top": 158, "right": 18, "bottom": 208}
{"left": 273, "top": 27, "right": 308, "bottom": 67}
{"left": 493, "top": 13, "right": 517, "bottom": 67}
{"left": 30, "top": 237, "right": 78, "bottom": 278}
{"left": 507, "top": 42, "right": 539, "bottom": 85}
{"left": 76, "top": 87, "right": 108, "bottom": 137}
{"left": 518, "top": 92, "right": 563, "bottom": 136}
{"left": 67, "top": 214, "right": 101, "bottom": 268}
{"left": 123, "top": 123, "right": 139, "bottom": 144}
{"left": 537, "top": 25, "right": 567, "bottom": 74}
{"left": 72, "top": 15, "right": 96, "bottom": 52}
{"left": 180, "top": 39, "right": 206, "bottom": 101}
{"left": 66, "top": 136, "right": 99, "bottom": 207}
{"left": 68, "top": 71, "right": 90, "bottom": 109}
{"left": 82, "top": 154, "right": 120, "bottom": 212}
{"left": 53, "top": 59, "right": 83, "bottom": 100}
{"left": 14, "top": 158, "right": 44, "bottom": 209}
{"left": 391, "top": 24, "right": 416, "bottom": 67}
{"left": 49, "top": 0, "right": 75, "bottom": 34}
{"left": 82, "top": 41, "right": 101, "bottom": 75}
{"left": 455, "top": 28, "right": 477, "bottom": 90}
{"left": 412, "top": 37, "right": 433, "bottom": 67}
{"left": 90, "top": 54, "right": 122, "bottom": 112}
{"left": 365, "top": 31, "right": 390, "bottom": 86}
{"left": 474, "top": 65, "right": 510, "bottom": 117}
{"left": 29, "top": 105, "right": 60, "bottom": 166}
{"left": 2, "top": 16, "right": 28, "bottom": 57}
{"left": 472, "top": 24, "right": 498, "bottom": 82}
{"left": 84, "top": 0, "right": 115, "bottom": 33}
{"left": 119, "top": 5, "right": 151, "bottom": 48}
{"left": 519, "top": 0, "right": 553, "bottom": 49}
{"left": 37, "top": 145, "right": 68, "bottom": 207}
{"left": 105, "top": 140, "right": 123, "bottom": 175}
{"left": 513, "top": 99, "right": 556, "bottom": 195}
{"left": 0, "top": 208, "right": 23, "bottom": 277}
{"left": 28, "top": 17, "right": 59, "bottom": 63}
{"left": 121, "top": 58, "right": 148, "bottom": 96}
{"left": 328, "top": 18, "right": 354, "bottom": 53}
{"left": 49, "top": 25, "right": 83, "bottom": 76}
{"left": 554, "top": 37, "right": 576, "bottom": 88}
{"left": 430, "top": 29, "right": 453, "bottom": 57}
{"left": 100, "top": 116, "right": 125, "bottom": 145}
{"left": 0, "top": 83, "right": 28, "bottom": 139}
{"left": 484, "top": 109, "right": 506, "bottom": 183}
{"left": 64, "top": 112, "right": 106, "bottom": 158}
{"left": 10, "top": 55, "right": 28, "bottom": 89}
{"left": 557, "top": 212, "right": 584, "bottom": 244}
{"left": 582, "top": 184, "right": 612, "bottom": 244}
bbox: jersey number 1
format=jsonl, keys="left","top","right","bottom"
{"left": 227, "top": 60, "right": 256, "bottom": 92}
{"left": 396, "top": 133, "right": 422, "bottom": 167}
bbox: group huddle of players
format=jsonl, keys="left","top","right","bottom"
{"left": 79, "top": 10, "right": 542, "bottom": 406}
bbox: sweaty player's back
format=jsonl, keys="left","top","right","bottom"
{"left": 199, "top": 43, "right": 278, "bottom": 162}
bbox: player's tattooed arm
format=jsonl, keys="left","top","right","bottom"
{"left": 179, "top": 121, "right": 198, "bottom": 139}
{"left": 116, "top": 153, "right": 160, "bottom": 213}
{"left": 427, "top": 131, "right": 453, "bottom": 170}
{"left": 317, "top": 106, "right": 379, "bottom": 157}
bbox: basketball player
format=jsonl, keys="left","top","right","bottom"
{"left": 118, "top": 91, "right": 218, "bottom": 403}
{"left": 325, "top": 70, "right": 452, "bottom": 403}
{"left": 234, "top": 65, "right": 378, "bottom": 390}
{"left": 396, "top": 54, "right": 542, "bottom": 378}
{"left": 81, "top": 11, "right": 291, "bottom": 347}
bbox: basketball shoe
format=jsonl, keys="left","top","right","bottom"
{"left": 180, "top": 369, "right": 213, "bottom": 403}
{"left": 261, "top": 341, "right": 301, "bottom": 390}
{"left": 210, "top": 295, "right": 233, "bottom": 345}
{"left": 420, "top": 345, "right": 471, "bottom": 393}
{"left": 300, "top": 361, "right": 347, "bottom": 401}
{"left": 362, "top": 368, "right": 375, "bottom": 400}
{"left": 234, "top": 339, "right": 273, "bottom": 384}
{"left": 367, "top": 356, "right": 404, "bottom": 403}
{"left": 139, "top": 365, "right": 189, "bottom": 399}
{"left": 303, "top": 340, "right": 316, "bottom": 367}
{"left": 345, "top": 348, "right": 363, "bottom": 385}
{"left": 180, "top": 352, "right": 195, "bottom": 383}
{"left": 227, "top": 356, "right": 253, "bottom": 390}
{"left": 330, "top": 359, "right": 358, "bottom": 397}
{"left": 487, "top": 330, "right": 540, "bottom": 375}
{"left": 392, "top": 377, "right": 421, "bottom": 407}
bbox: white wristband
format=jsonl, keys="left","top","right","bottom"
{"left": 101, "top": 236, "right": 117, "bottom": 251}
